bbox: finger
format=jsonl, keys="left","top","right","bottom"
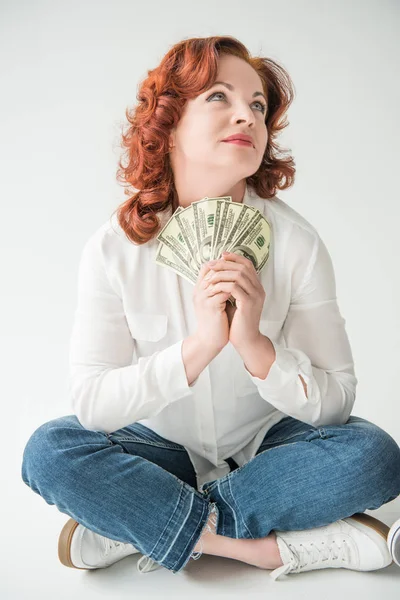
{"left": 206, "top": 281, "right": 234, "bottom": 297}
{"left": 206, "top": 281, "right": 250, "bottom": 299}
{"left": 208, "top": 260, "right": 242, "bottom": 271}
{"left": 212, "top": 255, "right": 258, "bottom": 283}
{"left": 205, "top": 269, "right": 256, "bottom": 295}
{"left": 221, "top": 251, "right": 247, "bottom": 262}
{"left": 221, "top": 251, "right": 257, "bottom": 273}
{"left": 212, "top": 255, "right": 257, "bottom": 276}
{"left": 197, "top": 261, "right": 218, "bottom": 282}
{"left": 208, "top": 290, "right": 232, "bottom": 307}
{"left": 202, "top": 268, "right": 217, "bottom": 289}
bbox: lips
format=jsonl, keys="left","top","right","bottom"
{"left": 222, "top": 134, "right": 254, "bottom": 147}
{"left": 223, "top": 139, "right": 253, "bottom": 147}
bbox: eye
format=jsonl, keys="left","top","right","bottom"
{"left": 206, "top": 91, "right": 267, "bottom": 114}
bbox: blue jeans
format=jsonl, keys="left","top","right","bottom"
{"left": 21, "top": 414, "right": 400, "bottom": 574}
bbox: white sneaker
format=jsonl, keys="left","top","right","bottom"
{"left": 58, "top": 517, "right": 162, "bottom": 573}
{"left": 270, "top": 512, "right": 393, "bottom": 581}
{"left": 387, "top": 517, "right": 400, "bottom": 567}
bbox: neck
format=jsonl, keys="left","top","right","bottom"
{"left": 173, "top": 177, "right": 247, "bottom": 208}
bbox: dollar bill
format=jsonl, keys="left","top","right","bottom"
{"left": 155, "top": 195, "right": 271, "bottom": 307}
{"left": 156, "top": 205, "right": 200, "bottom": 274}
{"left": 154, "top": 239, "right": 197, "bottom": 285}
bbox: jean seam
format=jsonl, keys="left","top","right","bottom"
{"left": 258, "top": 428, "right": 315, "bottom": 447}
{"left": 168, "top": 492, "right": 211, "bottom": 572}
{"left": 107, "top": 436, "right": 185, "bottom": 451}
{"left": 143, "top": 481, "right": 189, "bottom": 566}
{"left": 227, "top": 476, "right": 254, "bottom": 538}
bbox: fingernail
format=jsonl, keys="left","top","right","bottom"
{"left": 208, "top": 260, "right": 217, "bottom": 265}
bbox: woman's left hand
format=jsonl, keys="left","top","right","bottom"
{"left": 203, "top": 251, "right": 266, "bottom": 349}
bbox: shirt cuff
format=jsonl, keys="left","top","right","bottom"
{"left": 244, "top": 339, "right": 306, "bottom": 392}
{"left": 154, "top": 339, "right": 196, "bottom": 401}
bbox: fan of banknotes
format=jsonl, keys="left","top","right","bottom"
{"left": 155, "top": 195, "right": 271, "bottom": 306}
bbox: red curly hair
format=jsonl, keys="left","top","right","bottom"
{"left": 112, "top": 35, "right": 296, "bottom": 245}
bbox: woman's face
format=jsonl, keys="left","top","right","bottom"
{"left": 169, "top": 54, "right": 268, "bottom": 182}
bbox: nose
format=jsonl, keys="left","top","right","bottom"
{"left": 230, "top": 102, "right": 256, "bottom": 127}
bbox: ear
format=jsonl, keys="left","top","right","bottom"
{"left": 168, "top": 130, "right": 176, "bottom": 150}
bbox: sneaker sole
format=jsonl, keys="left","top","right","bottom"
{"left": 58, "top": 518, "right": 89, "bottom": 570}
{"left": 346, "top": 512, "right": 393, "bottom": 569}
{"left": 387, "top": 519, "right": 400, "bottom": 567}
{"left": 349, "top": 512, "right": 390, "bottom": 540}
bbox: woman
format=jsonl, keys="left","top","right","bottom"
{"left": 21, "top": 35, "right": 400, "bottom": 581}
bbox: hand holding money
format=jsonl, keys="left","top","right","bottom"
{"left": 155, "top": 194, "right": 271, "bottom": 308}
{"left": 191, "top": 261, "right": 231, "bottom": 351}
{"left": 206, "top": 251, "right": 267, "bottom": 350}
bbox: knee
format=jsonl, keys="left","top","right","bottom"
{"left": 354, "top": 421, "right": 400, "bottom": 489}
{"left": 21, "top": 415, "right": 81, "bottom": 487}
{"left": 365, "top": 422, "right": 400, "bottom": 463}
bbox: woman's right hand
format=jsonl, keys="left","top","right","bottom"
{"left": 192, "top": 261, "right": 231, "bottom": 352}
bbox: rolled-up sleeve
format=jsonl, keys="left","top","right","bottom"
{"left": 68, "top": 233, "right": 195, "bottom": 434}
{"left": 245, "top": 232, "right": 358, "bottom": 427}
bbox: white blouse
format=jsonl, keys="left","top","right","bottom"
{"left": 68, "top": 184, "right": 357, "bottom": 492}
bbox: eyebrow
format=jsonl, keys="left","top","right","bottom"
{"left": 212, "top": 81, "right": 267, "bottom": 104}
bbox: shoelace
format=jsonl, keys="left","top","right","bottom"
{"left": 102, "top": 538, "right": 124, "bottom": 558}
{"left": 101, "top": 537, "right": 161, "bottom": 573}
{"left": 270, "top": 537, "right": 351, "bottom": 581}
{"left": 136, "top": 555, "right": 162, "bottom": 573}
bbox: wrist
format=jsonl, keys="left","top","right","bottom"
{"left": 233, "top": 331, "right": 264, "bottom": 354}
{"left": 235, "top": 333, "right": 276, "bottom": 380}
{"left": 192, "top": 331, "right": 225, "bottom": 357}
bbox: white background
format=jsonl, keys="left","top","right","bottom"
{"left": 2, "top": 0, "right": 400, "bottom": 597}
